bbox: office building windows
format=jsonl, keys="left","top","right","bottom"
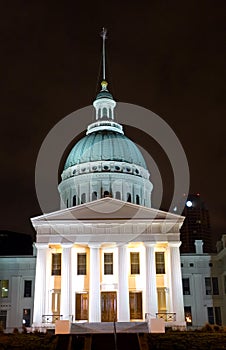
{"left": 24, "top": 280, "right": 32, "bottom": 297}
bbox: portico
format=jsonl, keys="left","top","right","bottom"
{"left": 32, "top": 197, "right": 185, "bottom": 327}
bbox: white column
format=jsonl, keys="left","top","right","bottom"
{"left": 169, "top": 242, "right": 185, "bottom": 323}
{"left": 118, "top": 245, "right": 130, "bottom": 321}
{"left": 145, "top": 243, "right": 158, "bottom": 318}
{"left": 33, "top": 243, "right": 50, "bottom": 326}
{"left": 60, "top": 243, "right": 73, "bottom": 320}
{"left": 89, "top": 244, "right": 101, "bottom": 322}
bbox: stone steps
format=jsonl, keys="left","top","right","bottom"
{"left": 70, "top": 321, "right": 148, "bottom": 334}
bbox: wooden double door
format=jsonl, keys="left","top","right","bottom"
{"left": 76, "top": 292, "right": 117, "bottom": 322}
{"left": 101, "top": 292, "right": 117, "bottom": 322}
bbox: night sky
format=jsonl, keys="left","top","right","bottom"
{"left": 1, "top": 1, "right": 226, "bottom": 243}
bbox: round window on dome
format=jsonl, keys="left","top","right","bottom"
{"left": 103, "top": 165, "right": 109, "bottom": 170}
{"left": 135, "top": 168, "right": 139, "bottom": 174}
{"left": 92, "top": 166, "right": 97, "bottom": 171}
{"left": 115, "top": 166, "right": 120, "bottom": 171}
{"left": 81, "top": 167, "right": 86, "bottom": 172}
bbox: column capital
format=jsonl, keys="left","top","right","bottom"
{"left": 61, "top": 242, "right": 74, "bottom": 248}
{"left": 118, "top": 243, "right": 129, "bottom": 249}
{"left": 168, "top": 241, "right": 181, "bottom": 248}
{"left": 88, "top": 243, "right": 102, "bottom": 248}
{"left": 144, "top": 242, "right": 156, "bottom": 248}
{"left": 35, "top": 243, "right": 49, "bottom": 249}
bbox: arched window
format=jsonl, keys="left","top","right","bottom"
{"left": 136, "top": 195, "right": 140, "bottom": 205}
{"left": 66, "top": 199, "right": 69, "bottom": 208}
{"left": 103, "top": 107, "right": 107, "bottom": 118}
{"left": 115, "top": 191, "right": 121, "bottom": 200}
{"left": 81, "top": 193, "right": 86, "bottom": 204}
{"left": 98, "top": 108, "right": 101, "bottom": 118}
{"left": 104, "top": 191, "right": 110, "bottom": 197}
{"left": 92, "top": 191, "right": 97, "bottom": 201}
{"left": 109, "top": 109, "right": 112, "bottom": 119}
{"left": 127, "top": 193, "right": 131, "bottom": 203}
{"left": 73, "top": 195, "right": 77, "bottom": 206}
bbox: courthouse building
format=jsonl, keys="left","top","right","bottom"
{"left": 31, "top": 76, "right": 185, "bottom": 328}
{"left": 1, "top": 33, "right": 224, "bottom": 331}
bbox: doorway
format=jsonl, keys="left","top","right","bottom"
{"left": 101, "top": 292, "right": 117, "bottom": 322}
{"left": 76, "top": 293, "right": 88, "bottom": 320}
{"left": 129, "top": 292, "right": 142, "bottom": 319}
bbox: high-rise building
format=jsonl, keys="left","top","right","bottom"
{"left": 180, "top": 194, "right": 212, "bottom": 253}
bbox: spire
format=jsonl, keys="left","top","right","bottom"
{"left": 87, "top": 28, "right": 123, "bottom": 135}
{"left": 100, "top": 27, "right": 107, "bottom": 81}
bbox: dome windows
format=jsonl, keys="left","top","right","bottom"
{"left": 115, "top": 191, "right": 121, "bottom": 200}
{"left": 81, "top": 193, "right": 86, "bottom": 204}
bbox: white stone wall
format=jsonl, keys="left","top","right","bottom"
{"left": 0, "top": 256, "right": 36, "bottom": 331}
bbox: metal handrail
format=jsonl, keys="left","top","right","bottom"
{"left": 156, "top": 312, "right": 176, "bottom": 322}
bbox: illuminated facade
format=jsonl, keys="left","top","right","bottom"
{"left": 31, "top": 55, "right": 186, "bottom": 327}
{"left": 181, "top": 237, "right": 226, "bottom": 327}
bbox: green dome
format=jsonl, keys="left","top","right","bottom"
{"left": 64, "top": 131, "right": 147, "bottom": 170}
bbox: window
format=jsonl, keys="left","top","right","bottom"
{"left": 24, "top": 280, "right": 32, "bottom": 297}
{"left": 208, "top": 307, "right": 214, "bottom": 325}
{"left": 77, "top": 253, "right": 86, "bottom": 275}
{"left": 155, "top": 252, "right": 165, "bottom": 274}
{"left": 212, "top": 277, "right": 219, "bottom": 295}
{"left": 127, "top": 193, "right": 131, "bottom": 202}
{"left": 81, "top": 193, "right": 86, "bottom": 204}
{"left": 207, "top": 307, "right": 222, "bottom": 325}
{"left": 136, "top": 195, "right": 140, "bottom": 205}
{"left": 104, "top": 253, "right": 113, "bottom": 275}
{"left": 0, "top": 280, "right": 9, "bottom": 298}
{"left": 52, "top": 253, "right": 61, "bottom": 276}
{"left": 189, "top": 263, "right": 194, "bottom": 267}
{"left": 103, "top": 107, "right": 107, "bottom": 117}
{"left": 92, "top": 191, "right": 97, "bottom": 201}
{"left": 205, "top": 277, "right": 219, "bottom": 295}
{"left": 104, "top": 191, "right": 110, "bottom": 197}
{"left": 215, "top": 307, "right": 222, "bottom": 325}
{"left": 23, "top": 309, "right": 31, "bottom": 327}
{"left": 184, "top": 306, "right": 192, "bottom": 325}
{"left": 115, "top": 191, "right": 121, "bottom": 200}
{"left": 157, "top": 288, "right": 166, "bottom": 312}
{"left": 73, "top": 195, "right": 77, "bottom": 206}
{"left": 52, "top": 290, "right": 61, "bottom": 315}
{"left": 0, "top": 310, "right": 7, "bottom": 329}
{"left": 182, "top": 278, "right": 190, "bottom": 295}
{"left": 130, "top": 252, "right": 140, "bottom": 274}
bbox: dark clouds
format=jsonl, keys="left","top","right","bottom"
{"left": 1, "top": 1, "right": 226, "bottom": 240}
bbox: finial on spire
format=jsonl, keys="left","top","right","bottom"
{"left": 100, "top": 27, "right": 107, "bottom": 81}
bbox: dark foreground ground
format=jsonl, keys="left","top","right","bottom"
{"left": 0, "top": 330, "right": 226, "bottom": 350}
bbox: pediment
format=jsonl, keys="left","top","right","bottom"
{"left": 31, "top": 197, "right": 184, "bottom": 223}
